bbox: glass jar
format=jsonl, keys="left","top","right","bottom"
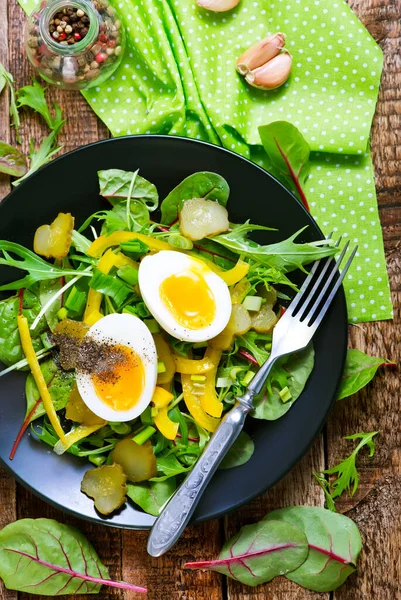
{"left": 25, "top": 0, "right": 125, "bottom": 90}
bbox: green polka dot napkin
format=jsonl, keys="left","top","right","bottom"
{"left": 19, "top": 0, "right": 393, "bottom": 323}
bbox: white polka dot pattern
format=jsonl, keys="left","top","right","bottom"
{"left": 19, "top": 0, "right": 393, "bottom": 322}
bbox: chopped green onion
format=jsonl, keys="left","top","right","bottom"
{"left": 120, "top": 239, "right": 149, "bottom": 260}
{"left": 191, "top": 375, "right": 206, "bottom": 382}
{"left": 241, "top": 371, "right": 255, "bottom": 386}
{"left": 117, "top": 265, "right": 139, "bottom": 286}
{"left": 132, "top": 426, "right": 156, "bottom": 446}
{"left": 89, "top": 455, "right": 106, "bottom": 467}
{"left": 90, "top": 269, "right": 132, "bottom": 308}
{"left": 242, "top": 295, "right": 263, "bottom": 312}
{"left": 140, "top": 406, "right": 153, "bottom": 425}
{"left": 157, "top": 361, "right": 166, "bottom": 374}
{"left": 65, "top": 285, "right": 87, "bottom": 315}
{"left": 123, "top": 302, "right": 151, "bottom": 319}
{"left": 57, "top": 307, "right": 68, "bottom": 320}
{"left": 167, "top": 233, "right": 193, "bottom": 250}
{"left": 216, "top": 376, "right": 233, "bottom": 388}
{"left": 144, "top": 318, "right": 160, "bottom": 333}
{"left": 279, "top": 386, "right": 292, "bottom": 403}
{"left": 230, "top": 366, "right": 246, "bottom": 380}
{"left": 193, "top": 341, "right": 208, "bottom": 349}
{"left": 40, "top": 331, "right": 55, "bottom": 350}
{"left": 265, "top": 342, "right": 272, "bottom": 351}
{"left": 109, "top": 422, "right": 131, "bottom": 435}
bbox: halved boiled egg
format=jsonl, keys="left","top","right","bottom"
{"left": 76, "top": 313, "right": 157, "bottom": 422}
{"left": 138, "top": 250, "right": 232, "bottom": 342}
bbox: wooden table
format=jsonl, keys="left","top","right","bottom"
{"left": 0, "top": 0, "right": 400, "bottom": 598}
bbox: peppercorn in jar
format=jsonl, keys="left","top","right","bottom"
{"left": 25, "top": 0, "right": 125, "bottom": 90}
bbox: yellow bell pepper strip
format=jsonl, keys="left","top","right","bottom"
{"left": 88, "top": 231, "right": 172, "bottom": 258}
{"left": 193, "top": 256, "right": 250, "bottom": 286}
{"left": 53, "top": 422, "right": 106, "bottom": 456}
{"left": 154, "top": 407, "right": 179, "bottom": 440}
{"left": 84, "top": 309, "right": 103, "bottom": 326}
{"left": 173, "top": 346, "right": 221, "bottom": 375}
{"left": 83, "top": 248, "right": 117, "bottom": 323}
{"left": 17, "top": 315, "right": 67, "bottom": 444}
{"left": 200, "top": 351, "right": 223, "bottom": 418}
{"left": 114, "top": 252, "right": 139, "bottom": 269}
{"left": 152, "top": 386, "right": 174, "bottom": 408}
{"left": 153, "top": 334, "right": 175, "bottom": 384}
{"left": 182, "top": 374, "right": 220, "bottom": 432}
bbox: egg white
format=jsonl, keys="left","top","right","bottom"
{"left": 76, "top": 313, "right": 157, "bottom": 422}
{"left": 138, "top": 250, "right": 232, "bottom": 342}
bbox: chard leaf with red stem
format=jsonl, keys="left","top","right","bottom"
{"left": 185, "top": 519, "right": 309, "bottom": 586}
{"left": 264, "top": 506, "right": 362, "bottom": 592}
{"left": 0, "top": 141, "right": 27, "bottom": 177}
{"left": 0, "top": 518, "right": 147, "bottom": 595}
{"left": 258, "top": 121, "right": 311, "bottom": 211}
{"left": 337, "top": 348, "right": 396, "bottom": 400}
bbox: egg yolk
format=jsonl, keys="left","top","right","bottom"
{"left": 91, "top": 344, "right": 145, "bottom": 412}
{"left": 160, "top": 269, "right": 216, "bottom": 330}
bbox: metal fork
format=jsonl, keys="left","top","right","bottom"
{"left": 147, "top": 241, "right": 357, "bottom": 557}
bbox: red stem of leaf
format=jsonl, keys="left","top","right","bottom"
{"left": 18, "top": 288, "right": 24, "bottom": 316}
{"left": 279, "top": 306, "right": 286, "bottom": 318}
{"left": 308, "top": 544, "right": 350, "bottom": 565}
{"left": 4, "top": 549, "right": 147, "bottom": 593}
{"left": 9, "top": 398, "right": 43, "bottom": 460}
{"left": 185, "top": 542, "right": 297, "bottom": 570}
{"left": 238, "top": 349, "right": 259, "bottom": 366}
{"left": 176, "top": 433, "right": 200, "bottom": 442}
{"left": 382, "top": 362, "right": 397, "bottom": 368}
{"left": 274, "top": 138, "right": 310, "bottom": 212}
{"left": 60, "top": 276, "right": 66, "bottom": 306}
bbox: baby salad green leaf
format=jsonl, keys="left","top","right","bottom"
{"left": 17, "top": 80, "right": 64, "bottom": 134}
{"left": 39, "top": 278, "right": 63, "bottom": 331}
{"left": 259, "top": 121, "right": 311, "bottom": 211}
{"left": 264, "top": 507, "right": 362, "bottom": 592}
{"left": 213, "top": 224, "right": 336, "bottom": 273}
{"left": 0, "top": 518, "right": 147, "bottom": 594}
{"left": 98, "top": 169, "right": 159, "bottom": 211}
{"left": 127, "top": 478, "right": 177, "bottom": 516}
{"left": 220, "top": 431, "right": 255, "bottom": 470}
{"left": 185, "top": 519, "right": 309, "bottom": 586}
{"left": 252, "top": 345, "right": 315, "bottom": 421}
{"left": 13, "top": 131, "right": 64, "bottom": 186}
{"left": 319, "top": 431, "right": 378, "bottom": 500}
{"left": 161, "top": 172, "right": 230, "bottom": 225}
{"left": 0, "top": 141, "right": 27, "bottom": 177}
{"left": 0, "top": 64, "right": 21, "bottom": 144}
{"left": 337, "top": 349, "right": 395, "bottom": 400}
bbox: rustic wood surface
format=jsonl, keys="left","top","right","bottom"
{"left": 0, "top": 0, "right": 400, "bottom": 598}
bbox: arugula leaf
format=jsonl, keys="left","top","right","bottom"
{"left": 320, "top": 431, "right": 378, "bottom": 500}
{"left": 13, "top": 131, "right": 63, "bottom": 186}
{"left": 264, "top": 506, "right": 362, "bottom": 592}
{"left": 161, "top": 172, "right": 230, "bottom": 225}
{"left": 185, "top": 519, "right": 309, "bottom": 586}
{"left": 0, "top": 518, "right": 147, "bottom": 593}
{"left": 127, "top": 478, "right": 177, "bottom": 516}
{"left": 213, "top": 224, "right": 337, "bottom": 273}
{"left": 98, "top": 169, "right": 158, "bottom": 211}
{"left": 220, "top": 431, "right": 254, "bottom": 469}
{"left": 237, "top": 331, "right": 272, "bottom": 366}
{"left": 312, "top": 472, "right": 336, "bottom": 512}
{"left": 252, "top": 345, "right": 315, "bottom": 420}
{"left": 17, "top": 80, "right": 64, "bottom": 134}
{"left": 337, "top": 349, "right": 395, "bottom": 400}
{"left": 0, "top": 289, "right": 46, "bottom": 366}
{"left": 0, "top": 141, "right": 27, "bottom": 177}
{"left": 259, "top": 121, "right": 310, "bottom": 211}
{"left": 71, "top": 230, "right": 92, "bottom": 255}
{"left": 151, "top": 454, "right": 192, "bottom": 481}
{"left": 0, "top": 241, "right": 88, "bottom": 290}
{"left": 0, "top": 64, "right": 21, "bottom": 144}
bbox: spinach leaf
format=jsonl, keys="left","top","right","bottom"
{"left": 337, "top": 349, "right": 395, "bottom": 400}
{"left": 253, "top": 345, "right": 315, "bottom": 421}
{"left": 0, "top": 518, "right": 147, "bottom": 593}
{"left": 99, "top": 201, "right": 150, "bottom": 235}
{"left": 213, "top": 225, "right": 337, "bottom": 273}
{"left": 259, "top": 121, "right": 311, "bottom": 211}
{"left": 98, "top": 169, "right": 158, "bottom": 212}
{"left": 0, "top": 289, "right": 46, "bottom": 367}
{"left": 127, "top": 478, "right": 177, "bottom": 516}
{"left": 190, "top": 238, "right": 236, "bottom": 270}
{"left": 220, "top": 431, "right": 254, "bottom": 470}
{"left": 0, "top": 141, "right": 27, "bottom": 177}
{"left": 39, "top": 278, "right": 63, "bottom": 331}
{"left": 17, "top": 80, "right": 64, "bottom": 134}
{"left": 161, "top": 172, "right": 230, "bottom": 225}
{"left": 264, "top": 507, "right": 362, "bottom": 592}
{"left": 185, "top": 519, "right": 308, "bottom": 586}
{"left": 25, "top": 357, "right": 75, "bottom": 423}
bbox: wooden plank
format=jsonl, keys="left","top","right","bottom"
{"left": 226, "top": 438, "right": 329, "bottom": 600}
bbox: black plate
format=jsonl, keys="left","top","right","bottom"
{"left": 0, "top": 136, "right": 347, "bottom": 529}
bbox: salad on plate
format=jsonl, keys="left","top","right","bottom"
{"left": 0, "top": 169, "right": 336, "bottom": 517}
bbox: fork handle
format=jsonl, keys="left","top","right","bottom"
{"left": 147, "top": 402, "right": 250, "bottom": 557}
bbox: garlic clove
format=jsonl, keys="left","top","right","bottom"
{"left": 196, "top": 0, "right": 241, "bottom": 12}
{"left": 236, "top": 33, "right": 286, "bottom": 75}
{"left": 245, "top": 52, "right": 292, "bottom": 90}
